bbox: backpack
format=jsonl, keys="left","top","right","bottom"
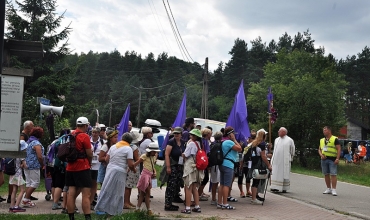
{"left": 193, "top": 141, "right": 208, "bottom": 170}
{"left": 57, "top": 133, "right": 86, "bottom": 162}
{"left": 207, "top": 141, "right": 232, "bottom": 167}
{"left": 3, "top": 158, "right": 16, "bottom": 175}
{"left": 48, "top": 135, "right": 67, "bottom": 171}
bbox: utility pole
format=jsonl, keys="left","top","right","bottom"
{"left": 137, "top": 85, "right": 142, "bottom": 128}
{"left": 201, "top": 57, "right": 208, "bottom": 119}
{"left": 109, "top": 99, "right": 112, "bottom": 127}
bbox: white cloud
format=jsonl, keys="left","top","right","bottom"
{"left": 46, "top": 0, "right": 370, "bottom": 69}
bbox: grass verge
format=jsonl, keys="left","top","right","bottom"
{"left": 291, "top": 160, "right": 370, "bottom": 187}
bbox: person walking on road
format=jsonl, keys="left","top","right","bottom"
{"left": 318, "top": 126, "right": 341, "bottom": 196}
{"left": 270, "top": 127, "right": 295, "bottom": 193}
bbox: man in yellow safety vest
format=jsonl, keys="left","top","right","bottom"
{"left": 318, "top": 126, "right": 341, "bottom": 196}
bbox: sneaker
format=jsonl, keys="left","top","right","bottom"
{"left": 217, "top": 204, "right": 223, "bottom": 209}
{"left": 210, "top": 200, "right": 217, "bottom": 205}
{"left": 61, "top": 208, "right": 67, "bottom": 214}
{"left": 9, "top": 207, "right": 14, "bottom": 212}
{"left": 12, "top": 206, "right": 26, "bottom": 212}
{"left": 256, "top": 195, "right": 265, "bottom": 201}
{"left": 251, "top": 199, "right": 263, "bottom": 205}
{"left": 52, "top": 203, "right": 63, "bottom": 210}
{"left": 21, "top": 200, "right": 36, "bottom": 208}
{"left": 323, "top": 188, "right": 332, "bottom": 194}
{"left": 331, "top": 189, "right": 337, "bottom": 196}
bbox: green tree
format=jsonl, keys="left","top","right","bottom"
{"left": 6, "top": 0, "right": 72, "bottom": 119}
{"left": 339, "top": 46, "right": 370, "bottom": 134}
{"left": 249, "top": 49, "right": 347, "bottom": 162}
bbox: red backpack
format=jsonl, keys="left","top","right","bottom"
{"left": 193, "top": 141, "right": 208, "bottom": 170}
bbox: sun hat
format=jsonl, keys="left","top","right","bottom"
{"left": 146, "top": 142, "right": 161, "bottom": 152}
{"left": 257, "top": 128, "right": 268, "bottom": 134}
{"left": 171, "top": 127, "right": 183, "bottom": 135}
{"left": 76, "top": 117, "right": 89, "bottom": 125}
{"left": 141, "top": 127, "right": 152, "bottom": 135}
{"left": 189, "top": 129, "right": 202, "bottom": 138}
{"left": 130, "top": 130, "right": 142, "bottom": 144}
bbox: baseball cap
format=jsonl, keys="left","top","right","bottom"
{"left": 76, "top": 117, "right": 89, "bottom": 125}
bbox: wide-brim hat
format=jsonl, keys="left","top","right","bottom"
{"left": 189, "top": 129, "right": 202, "bottom": 138}
{"left": 257, "top": 128, "right": 268, "bottom": 134}
{"left": 146, "top": 142, "right": 161, "bottom": 152}
{"left": 130, "top": 131, "right": 142, "bottom": 144}
{"left": 171, "top": 127, "right": 183, "bottom": 135}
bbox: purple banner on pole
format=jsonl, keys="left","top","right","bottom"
{"left": 226, "top": 80, "right": 250, "bottom": 143}
{"left": 117, "top": 103, "right": 130, "bottom": 139}
{"left": 161, "top": 90, "right": 186, "bottom": 150}
{"left": 267, "top": 86, "right": 273, "bottom": 113}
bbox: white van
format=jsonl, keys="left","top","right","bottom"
{"left": 194, "top": 118, "right": 226, "bottom": 135}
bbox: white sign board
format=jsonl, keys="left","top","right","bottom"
{"left": 0, "top": 75, "right": 24, "bottom": 151}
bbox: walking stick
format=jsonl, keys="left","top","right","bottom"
{"left": 262, "top": 173, "right": 270, "bottom": 206}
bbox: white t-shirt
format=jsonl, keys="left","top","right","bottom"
{"left": 184, "top": 141, "right": 199, "bottom": 158}
{"left": 139, "top": 139, "right": 152, "bottom": 156}
{"left": 107, "top": 145, "right": 133, "bottom": 173}
{"left": 90, "top": 137, "right": 104, "bottom": 170}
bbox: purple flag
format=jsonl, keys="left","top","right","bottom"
{"left": 161, "top": 90, "right": 186, "bottom": 150}
{"left": 117, "top": 104, "right": 130, "bottom": 139}
{"left": 226, "top": 80, "right": 250, "bottom": 142}
{"left": 267, "top": 86, "right": 273, "bottom": 113}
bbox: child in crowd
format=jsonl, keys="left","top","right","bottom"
{"left": 134, "top": 142, "right": 160, "bottom": 216}
{"left": 9, "top": 141, "right": 28, "bottom": 212}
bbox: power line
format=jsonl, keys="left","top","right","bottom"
{"left": 162, "top": 0, "right": 188, "bottom": 62}
{"left": 166, "top": 0, "right": 194, "bottom": 62}
{"left": 147, "top": 0, "right": 173, "bottom": 54}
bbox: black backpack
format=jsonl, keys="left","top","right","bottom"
{"left": 57, "top": 133, "right": 87, "bottom": 162}
{"left": 3, "top": 158, "right": 16, "bottom": 175}
{"left": 207, "top": 141, "right": 232, "bottom": 167}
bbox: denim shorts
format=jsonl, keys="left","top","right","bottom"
{"left": 321, "top": 158, "right": 337, "bottom": 175}
{"left": 219, "top": 165, "right": 234, "bottom": 187}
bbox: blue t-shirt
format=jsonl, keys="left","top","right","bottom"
{"left": 222, "top": 140, "right": 238, "bottom": 169}
{"left": 26, "top": 140, "right": 44, "bottom": 170}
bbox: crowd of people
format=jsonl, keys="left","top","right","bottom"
{"left": 8, "top": 117, "right": 351, "bottom": 219}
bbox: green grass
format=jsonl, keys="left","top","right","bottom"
{"left": 0, "top": 174, "right": 46, "bottom": 195}
{"left": 0, "top": 211, "right": 157, "bottom": 219}
{"left": 291, "top": 160, "right": 370, "bottom": 187}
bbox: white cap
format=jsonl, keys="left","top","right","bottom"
{"left": 257, "top": 128, "right": 268, "bottom": 134}
{"left": 99, "top": 124, "right": 106, "bottom": 128}
{"left": 76, "top": 117, "right": 89, "bottom": 125}
{"left": 146, "top": 142, "right": 160, "bottom": 152}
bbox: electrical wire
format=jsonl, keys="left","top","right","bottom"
{"left": 166, "top": 0, "right": 194, "bottom": 62}
{"left": 147, "top": 0, "right": 173, "bottom": 54}
{"left": 162, "top": 0, "right": 188, "bottom": 62}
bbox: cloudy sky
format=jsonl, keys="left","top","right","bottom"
{"left": 51, "top": 0, "right": 370, "bottom": 69}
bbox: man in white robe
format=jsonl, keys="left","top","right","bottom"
{"left": 270, "top": 127, "right": 295, "bottom": 192}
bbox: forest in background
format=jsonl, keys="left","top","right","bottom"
{"left": 4, "top": 1, "right": 370, "bottom": 163}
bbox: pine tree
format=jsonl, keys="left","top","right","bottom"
{"left": 6, "top": 0, "right": 72, "bottom": 109}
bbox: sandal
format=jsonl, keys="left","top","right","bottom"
{"left": 227, "top": 197, "right": 238, "bottom": 202}
{"left": 181, "top": 209, "right": 191, "bottom": 214}
{"left": 192, "top": 207, "right": 201, "bottom": 213}
{"left": 222, "top": 204, "right": 236, "bottom": 210}
{"left": 123, "top": 205, "right": 134, "bottom": 209}
{"left": 240, "top": 192, "right": 246, "bottom": 198}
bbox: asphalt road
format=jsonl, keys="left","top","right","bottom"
{"left": 274, "top": 172, "right": 370, "bottom": 220}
